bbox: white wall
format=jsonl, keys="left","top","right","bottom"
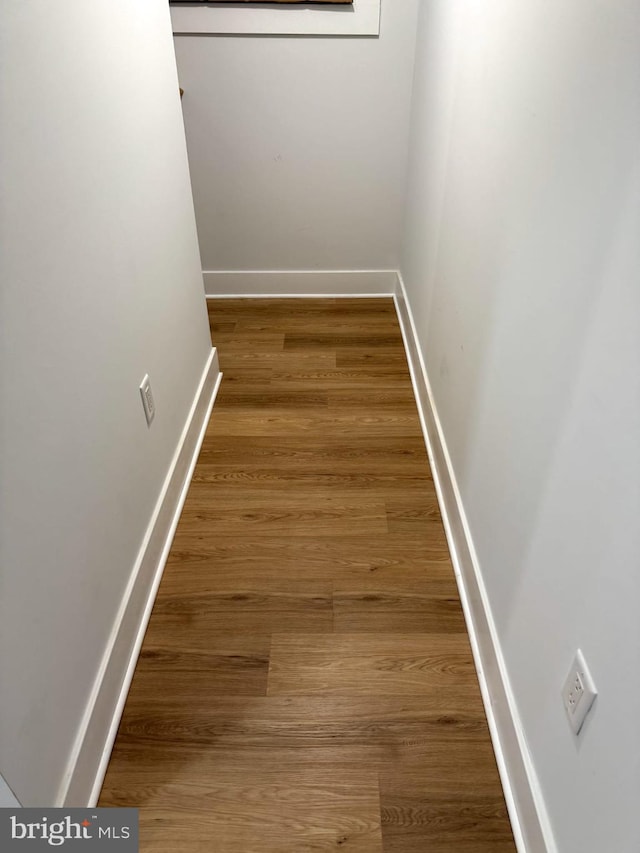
{"left": 172, "top": 0, "right": 419, "bottom": 275}
{"left": 0, "top": 0, "right": 212, "bottom": 805}
{"left": 401, "top": 1, "right": 640, "bottom": 850}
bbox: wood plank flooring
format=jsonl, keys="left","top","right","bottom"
{"left": 99, "top": 298, "right": 516, "bottom": 853}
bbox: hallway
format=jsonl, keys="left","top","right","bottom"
{"left": 99, "top": 298, "right": 515, "bottom": 852}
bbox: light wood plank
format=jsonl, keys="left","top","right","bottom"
{"left": 195, "top": 435, "right": 433, "bottom": 474}
{"left": 208, "top": 410, "right": 423, "bottom": 438}
{"left": 176, "top": 494, "right": 388, "bottom": 538}
{"left": 105, "top": 768, "right": 383, "bottom": 853}
{"left": 165, "top": 535, "right": 454, "bottom": 582}
{"left": 267, "top": 633, "right": 479, "bottom": 696}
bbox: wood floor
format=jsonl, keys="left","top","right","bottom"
{"left": 99, "top": 298, "right": 516, "bottom": 853}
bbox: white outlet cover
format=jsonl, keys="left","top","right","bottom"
{"left": 562, "top": 649, "right": 597, "bottom": 735}
{"left": 139, "top": 374, "right": 155, "bottom": 426}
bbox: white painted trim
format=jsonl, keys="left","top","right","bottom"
{"left": 207, "top": 293, "right": 392, "bottom": 300}
{"left": 60, "top": 348, "right": 222, "bottom": 808}
{"left": 203, "top": 269, "right": 397, "bottom": 298}
{"left": 0, "top": 774, "right": 20, "bottom": 808}
{"left": 393, "top": 271, "right": 556, "bottom": 853}
{"left": 171, "top": 0, "right": 380, "bottom": 37}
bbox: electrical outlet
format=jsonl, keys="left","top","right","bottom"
{"left": 139, "top": 374, "right": 155, "bottom": 426}
{"left": 562, "top": 649, "right": 597, "bottom": 735}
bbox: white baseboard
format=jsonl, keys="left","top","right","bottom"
{"left": 203, "top": 269, "right": 397, "bottom": 298}
{"left": 393, "top": 272, "right": 555, "bottom": 853}
{"left": 60, "top": 348, "right": 222, "bottom": 808}
{"left": 0, "top": 774, "right": 20, "bottom": 808}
